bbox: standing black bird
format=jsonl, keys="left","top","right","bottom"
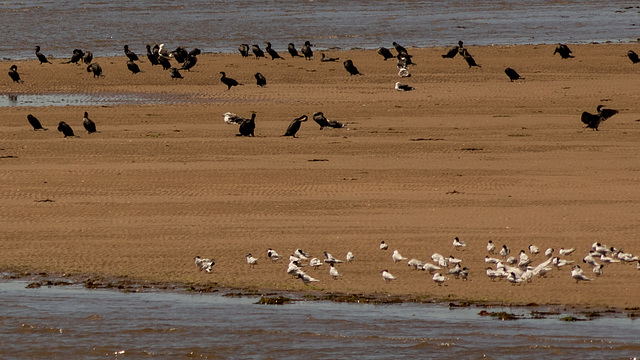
{"left": 34, "top": 46, "right": 50, "bottom": 64}
{"left": 313, "top": 112, "right": 345, "bottom": 129}
{"left": 127, "top": 61, "right": 142, "bottom": 74}
{"left": 392, "top": 41, "right": 408, "bottom": 56}
{"left": 251, "top": 45, "right": 265, "bottom": 59}
{"left": 377, "top": 47, "right": 394, "bottom": 60}
{"left": 82, "top": 112, "right": 97, "bottom": 134}
{"left": 146, "top": 44, "right": 160, "bottom": 65}
{"left": 220, "top": 71, "right": 242, "bottom": 90}
{"left": 320, "top": 53, "right": 339, "bottom": 62}
{"left": 171, "top": 47, "right": 188, "bottom": 63}
{"left": 8, "top": 65, "right": 23, "bottom": 83}
{"left": 27, "top": 114, "right": 47, "bottom": 130}
{"left": 170, "top": 68, "right": 183, "bottom": 79}
{"left": 461, "top": 49, "right": 480, "bottom": 68}
{"left": 553, "top": 44, "right": 574, "bottom": 59}
{"left": 628, "top": 50, "right": 639, "bottom": 64}
{"left": 83, "top": 51, "right": 93, "bottom": 64}
{"left": 343, "top": 60, "right": 362, "bottom": 75}
{"left": 238, "top": 44, "right": 250, "bottom": 57}
{"left": 124, "top": 45, "right": 139, "bottom": 62}
{"left": 581, "top": 105, "right": 619, "bottom": 131}
{"left": 287, "top": 43, "right": 303, "bottom": 58}
{"left": 57, "top": 121, "right": 74, "bottom": 137}
{"left": 301, "top": 41, "right": 313, "bottom": 60}
{"left": 64, "top": 49, "right": 84, "bottom": 64}
{"left": 254, "top": 72, "right": 266, "bottom": 87}
{"left": 86, "top": 63, "right": 103, "bottom": 78}
{"left": 283, "top": 115, "right": 308, "bottom": 137}
{"left": 238, "top": 113, "right": 256, "bottom": 137}
{"left": 181, "top": 55, "right": 197, "bottom": 71}
{"left": 442, "top": 40, "right": 463, "bottom": 58}
{"left": 504, "top": 67, "right": 523, "bottom": 81}
{"left": 157, "top": 55, "right": 171, "bottom": 70}
{"left": 265, "top": 42, "right": 283, "bottom": 60}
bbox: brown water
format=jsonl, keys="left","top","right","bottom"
{"left": 1, "top": 280, "right": 638, "bottom": 359}
{"left": 0, "top": 0, "right": 638, "bottom": 61}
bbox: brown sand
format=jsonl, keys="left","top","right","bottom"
{"left": 1, "top": 44, "right": 639, "bottom": 308}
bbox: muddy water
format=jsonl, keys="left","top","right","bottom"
{"left": 0, "top": 93, "right": 210, "bottom": 107}
{"left": 0, "top": 1, "right": 638, "bottom": 61}
{"left": 0, "top": 281, "right": 638, "bottom": 359}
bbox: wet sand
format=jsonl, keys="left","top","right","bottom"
{"left": 1, "top": 44, "right": 639, "bottom": 309}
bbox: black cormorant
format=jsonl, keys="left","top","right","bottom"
{"left": 124, "top": 45, "right": 139, "bottom": 62}
{"left": 581, "top": 105, "right": 618, "bottom": 131}
{"left": 181, "top": 55, "right": 197, "bottom": 71}
{"left": 238, "top": 113, "right": 256, "bottom": 136}
{"left": 171, "top": 47, "right": 188, "bottom": 63}
{"left": 83, "top": 51, "right": 93, "bottom": 64}
{"left": 251, "top": 44, "right": 265, "bottom": 59}
{"left": 553, "top": 44, "right": 574, "bottom": 59}
{"left": 320, "top": 53, "right": 339, "bottom": 62}
{"left": 146, "top": 44, "right": 159, "bottom": 65}
{"left": 392, "top": 41, "right": 408, "bottom": 56}
{"left": 8, "top": 65, "right": 23, "bottom": 83}
{"left": 312, "top": 112, "right": 345, "bottom": 129}
{"left": 265, "top": 42, "right": 283, "bottom": 60}
{"left": 82, "top": 112, "right": 97, "bottom": 134}
{"left": 34, "top": 46, "right": 50, "bottom": 64}
{"left": 301, "top": 41, "right": 313, "bottom": 60}
{"left": 127, "top": 60, "right": 142, "bottom": 74}
{"left": 343, "top": 60, "right": 362, "bottom": 75}
{"left": 461, "top": 49, "right": 480, "bottom": 68}
{"left": 283, "top": 115, "right": 308, "bottom": 137}
{"left": 27, "top": 114, "right": 47, "bottom": 130}
{"left": 57, "top": 121, "right": 74, "bottom": 137}
{"left": 86, "top": 63, "right": 103, "bottom": 77}
{"left": 287, "top": 43, "right": 303, "bottom": 58}
{"left": 239, "top": 44, "right": 250, "bottom": 57}
{"left": 442, "top": 41, "right": 463, "bottom": 58}
{"left": 377, "top": 47, "right": 394, "bottom": 60}
{"left": 504, "top": 67, "right": 523, "bottom": 81}
{"left": 220, "top": 71, "right": 241, "bottom": 90}
{"left": 64, "top": 49, "right": 84, "bottom": 64}
{"left": 157, "top": 56, "right": 171, "bottom": 70}
{"left": 254, "top": 72, "right": 266, "bottom": 87}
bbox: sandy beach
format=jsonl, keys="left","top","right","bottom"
{"left": 1, "top": 44, "right": 639, "bottom": 309}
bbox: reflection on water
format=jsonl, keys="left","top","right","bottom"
{"left": 0, "top": 280, "right": 638, "bottom": 359}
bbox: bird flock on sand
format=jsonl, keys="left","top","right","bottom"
{"left": 8, "top": 41, "right": 632, "bottom": 136}
{"left": 195, "top": 236, "right": 639, "bottom": 288}
{"left": 195, "top": 248, "right": 359, "bottom": 285}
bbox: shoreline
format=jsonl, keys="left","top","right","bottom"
{"left": 1, "top": 44, "right": 640, "bottom": 310}
{"left": 3, "top": 268, "right": 638, "bottom": 320}
{"left": 2, "top": 39, "right": 640, "bottom": 62}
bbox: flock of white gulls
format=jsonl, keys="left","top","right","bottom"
{"left": 194, "top": 237, "right": 639, "bottom": 287}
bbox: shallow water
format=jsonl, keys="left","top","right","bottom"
{"left": 0, "top": 93, "right": 211, "bottom": 108}
{"left": 0, "top": 1, "right": 638, "bottom": 61}
{"left": 0, "top": 281, "right": 638, "bottom": 359}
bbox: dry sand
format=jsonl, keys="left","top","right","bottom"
{"left": 1, "top": 44, "right": 639, "bottom": 308}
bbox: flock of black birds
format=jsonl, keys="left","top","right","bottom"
{"left": 223, "top": 111, "right": 345, "bottom": 138}
{"left": 25, "top": 111, "right": 97, "bottom": 137}
{"left": 8, "top": 41, "right": 634, "bottom": 135}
